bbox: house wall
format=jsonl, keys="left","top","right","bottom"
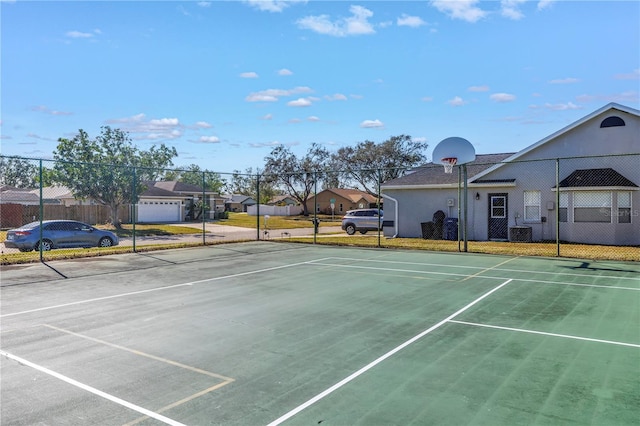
{"left": 383, "top": 107, "right": 639, "bottom": 245}
{"left": 312, "top": 193, "right": 360, "bottom": 214}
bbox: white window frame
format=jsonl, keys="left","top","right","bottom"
{"left": 617, "top": 191, "right": 632, "bottom": 224}
{"left": 559, "top": 192, "right": 569, "bottom": 223}
{"left": 523, "top": 190, "right": 541, "bottom": 222}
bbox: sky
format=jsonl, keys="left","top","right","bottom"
{"left": 1, "top": 0, "right": 639, "bottom": 174}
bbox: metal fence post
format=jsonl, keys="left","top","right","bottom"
{"left": 555, "top": 158, "right": 560, "bottom": 257}
{"left": 256, "top": 172, "right": 261, "bottom": 241}
{"left": 132, "top": 166, "right": 137, "bottom": 253}
{"left": 202, "top": 171, "right": 206, "bottom": 245}
{"left": 39, "top": 159, "right": 44, "bottom": 262}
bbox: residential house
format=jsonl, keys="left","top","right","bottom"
{"left": 138, "top": 181, "right": 225, "bottom": 222}
{"left": 268, "top": 195, "right": 299, "bottom": 206}
{"left": 310, "top": 188, "right": 379, "bottom": 215}
{"left": 225, "top": 194, "right": 257, "bottom": 212}
{"left": 381, "top": 103, "right": 639, "bottom": 245}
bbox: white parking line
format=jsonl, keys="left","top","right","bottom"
{"left": 0, "top": 350, "right": 186, "bottom": 426}
{"left": 267, "top": 278, "right": 513, "bottom": 426}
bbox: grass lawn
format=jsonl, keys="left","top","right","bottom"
{"left": 217, "top": 212, "right": 342, "bottom": 229}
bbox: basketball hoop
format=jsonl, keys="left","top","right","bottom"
{"left": 442, "top": 157, "right": 457, "bottom": 174}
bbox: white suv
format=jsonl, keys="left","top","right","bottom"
{"left": 341, "top": 209, "right": 383, "bottom": 235}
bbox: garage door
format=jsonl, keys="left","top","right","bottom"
{"left": 137, "top": 201, "right": 181, "bottom": 222}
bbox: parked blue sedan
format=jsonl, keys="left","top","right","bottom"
{"left": 4, "top": 220, "right": 119, "bottom": 252}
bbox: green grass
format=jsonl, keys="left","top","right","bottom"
{"left": 217, "top": 212, "right": 341, "bottom": 229}
{"left": 284, "top": 235, "right": 640, "bottom": 262}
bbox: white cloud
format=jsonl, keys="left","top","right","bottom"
{"left": 576, "top": 91, "right": 639, "bottom": 104}
{"left": 240, "top": 71, "right": 259, "bottom": 78}
{"left": 447, "top": 96, "right": 467, "bottom": 106}
{"left": 246, "top": 86, "right": 313, "bottom": 102}
{"left": 287, "top": 98, "right": 313, "bottom": 107}
{"left": 307, "top": 116, "right": 320, "bottom": 122}
{"left": 325, "top": 93, "right": 348, "bottom": 101}
{"left": 549, "top": 77, "right": 580, "bottom": 84}
{"left": 194, "top": 121, "right": 212, "bottom": 128}
{"left": 543, "top": 102, "right": 582, "bottom": 111}
{"left": 66, "top": 30, "right": 94, "bottom": 38}
{"left": 197, "top": 2, "right": 211, "bottom": 7}
{"left": 537, "top": 0, "right": 555, "bottom": 11}
{"left": 614, "top": 68, "right": 640, "bottom": 80}
{"left": 278, "top": 68, "right": 293, "bottom": 76}
{"left": 30, "top": 105, "right": 73, "bottom": 116}
{"left": 501, "top": 0, "right": 527, "bottom": 20}
{"left": 490, "top": 93, "right": 516, "bottom": 102}
{"left": 431, "top": 0, "right": 487, "bottom": 23}
{"left": 244, "top": 0, "right": 306, "bottom": 13}
{"left": 261, "top": 113, "right": 273, "bottom": 120}
{"left": 421, "top": 96, "right": 434, "bottom": 102}
{"left": 195, "top": 136, "right": 220, "bottom": 143}
{"left": 296, "top": 5, "right": 375, "bottom": 37}
{"left": 397, "top": 14, "right": 426, "bottom": 28}
{"left": 468, "top": 85, "right": 490, "bottom": 92}
{"left": 106, "top": 113, "right": 183, "bottom": 140}
{"left": 360, "top": 119, "right": 384, "bottom": 128}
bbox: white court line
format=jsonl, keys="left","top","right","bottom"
{"left": 267, "top": 278, "right": 513, "bottom": 426}
{"left": 1, "top": 258, "right": 331, "bottom": 318}
{"left": 0, "top": 349, "right": 186, "bottom": 426}
{"left": 320, "top": 257, "right": 640, "bottom": 281}
{"left": 448, "top": 320, "right": 640, "bottom": 348}
{"left": 308, "top": 261, "right": 639, "bottom": 291}
{"left": 308, "top": 261, "right": 504, "bottom": 280}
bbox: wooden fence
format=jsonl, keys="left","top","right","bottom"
{"left": 0, "top": 204, "right": 131, "bottom": 229}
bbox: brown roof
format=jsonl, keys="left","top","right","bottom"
{"left": 382, "top": 153, "right": 515, "bottom": 187}
{"left": 322, "top": 188, "right": 377, "bottom": 203}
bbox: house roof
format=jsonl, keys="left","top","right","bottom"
{"left": 0, "top": 190, "right": 41, "bottom": 203}
{"left": 382, "top": 153, "right": 514, "bottom": 188}
{"left": 226, "top": 194, "right": 256, "bottom": 204}
{"left": 318, "top": 188, "right": 378, "bottom": 203}
{"left": 471, "top": 102, "right": 640, "bottom": 182}
{"left": 557, "top": 168, "right": 638, "bottom": 188}
{"left": 33, "top": 185, "right": 74, "bottom": 199}
{"left": 148, "top": 181, "right": 215, "bottom": 194}
{"left": 140, "top": 185, "right": 183, "bottom": 198}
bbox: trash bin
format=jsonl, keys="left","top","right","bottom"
{"left": 444, "top": 218, "right": 458, "bottom": 241}
{"left": 421, "top": 222, "right": 435, "bottom": 239}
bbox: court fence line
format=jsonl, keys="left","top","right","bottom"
{"left": 0, "top": 153, "right": 638, "bottom": 264}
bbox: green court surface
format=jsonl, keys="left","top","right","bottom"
{"left": 1, "top": 242, "right": 638, "bottom": 425}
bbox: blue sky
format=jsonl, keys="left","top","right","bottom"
{"left": 2, "top": 0, "right": 639, "bottom": 173}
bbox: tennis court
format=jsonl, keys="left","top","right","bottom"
{"left": 1, "top": 242, "right": 638, "bottom": 425}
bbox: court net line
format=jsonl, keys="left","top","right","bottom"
{"left": 267, "top": 278, "right": 513, "bottom": 426}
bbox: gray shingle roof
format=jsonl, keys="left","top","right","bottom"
{"left": 382, "top": 153, "right": 515, "bottom": 187}
{"left": 557, "top": 168, "right": 638, "bottom": 188}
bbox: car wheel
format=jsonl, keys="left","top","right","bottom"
{"left": 345, "top": 224, "right": 356, "bottom": 235}
{"left": 37, "top": 240, "right": 53, "bottom": 251}
{"left": 99, "top": 237, "right": 114, "bottom": 248}
{"left": 359, "top": 230, "right": 368, "bottom": 234}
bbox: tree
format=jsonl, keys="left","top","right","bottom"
{"left": 53, "top": 126, "right": 177, "bottom": 228}
{"left": 263, "top": 143, "right": 330, "bottom": 215}
{"left": 228, "top": 167, "right": 277, "bottom": 204}
{"left": 331, "top": 135, "right": 428, "bottom": 196}
{"left": 0, "top": 156, "right": 39, "bottom": 188}
{"left": 163, "top": 164, "right": 227, "bottom": 193}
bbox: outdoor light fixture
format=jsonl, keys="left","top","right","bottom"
{"left": 475, "top": 192, "right": 480, "bottom": 200}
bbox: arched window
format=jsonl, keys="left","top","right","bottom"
{"left": 600, "top": 116, "right": 625, "bottom": 128}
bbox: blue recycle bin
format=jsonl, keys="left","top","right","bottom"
{"left": 444, "top": 218, "right": 458, "bottom": 241}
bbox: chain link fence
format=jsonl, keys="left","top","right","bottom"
{"left": 1, "top": 154, "right": 638, "bottom": 264}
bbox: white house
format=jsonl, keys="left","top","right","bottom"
{"left": 381, "top": 103, "right": 639, "bottom": 246}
